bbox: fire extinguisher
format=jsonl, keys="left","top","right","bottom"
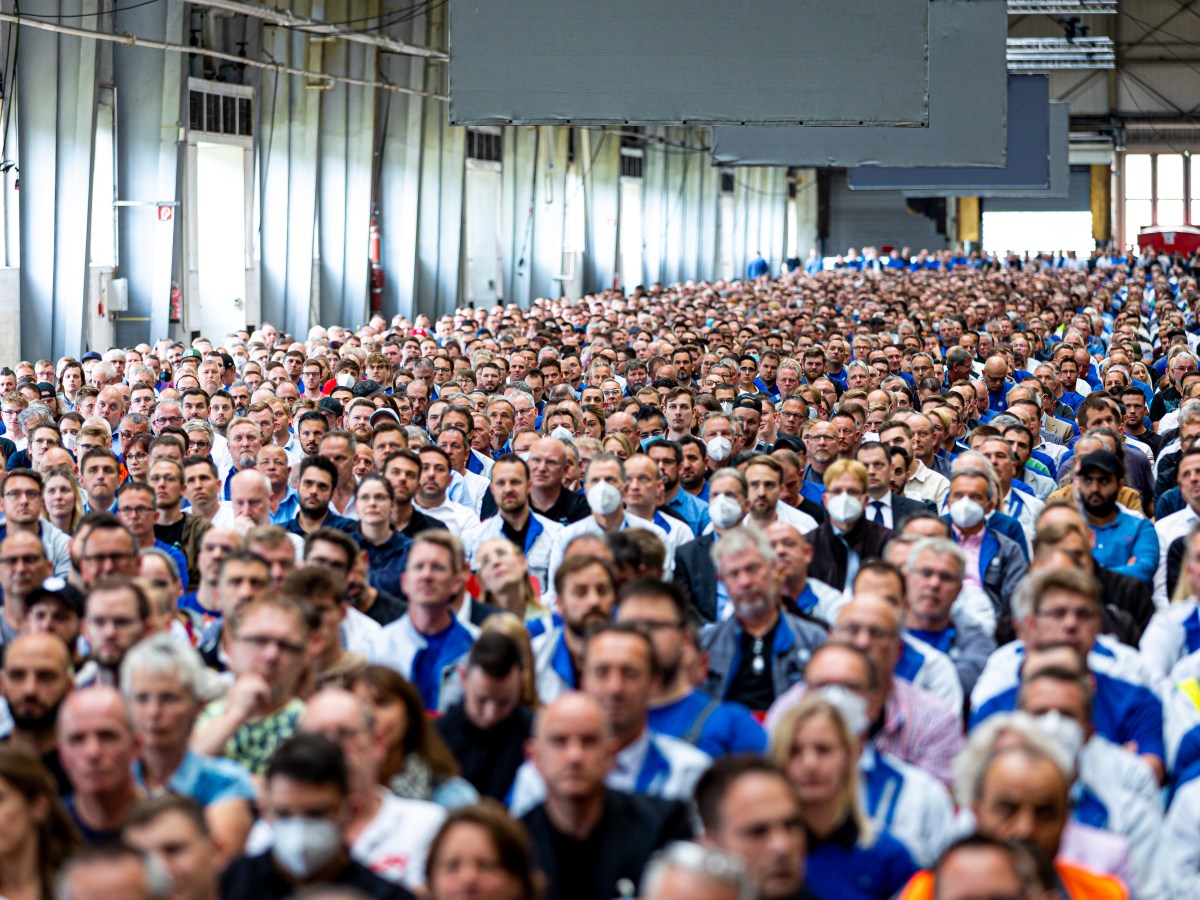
{"left": 369, "top": 216, "right": 384, "bottom": 314}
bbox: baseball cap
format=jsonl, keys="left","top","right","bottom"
{"left": 25, "top": 576, "right": 85, "bottom": 618}
{"left": 318, "top": 397, "right": 344, "bottom": 418}
{"left": 1076, "top": 449, "right": 1124, "bottom": 479}
{"left": 36, "top": 382, "right": 55, "bottom": 399}
{"left": 370, "top": 408, "right": 400, "bottom": 427}
{"left": 182, "top": 349, "right": 203, "bottom": 361}
{"left": 351, "top": 379, "right": 384, "bottom": 398}
{"left": 81, "top": 351, "right": 102, "bottom": 362}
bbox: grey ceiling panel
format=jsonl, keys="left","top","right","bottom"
{"left": 450, "top": 0, "right": 930, "bottom": 126}
{"left": 903, "top": 103, "right": 1071, "bottom": 199}
{"left": 711, "top": 0, "right": 1006, "bottom": 167}
{"left": 848, "top": 75, "right": 1050, "bottom": 190}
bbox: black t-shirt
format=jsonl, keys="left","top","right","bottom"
{"left": 400, "top": 508, "right": 449, "bottom": 540}
{"left": 362, "top": 588, "right": 407, "bottom": 627}
{"left": 725, "top": 621, "right": 778, "bottom": 712}
{"left": 436, "top": 702, "right": 532, "bottom": 800}
{"left": 533, "top": 489, "right": 591, "bottom": 526}
{"left": 155, "top": 518, "right": 186, "bottom": 550}
{"left": 500, "top": 516, "right": 531, "bottom": 552}
{"left": 220, "top": 851, "right": 414, "bottom": 900}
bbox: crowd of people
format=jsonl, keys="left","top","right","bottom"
{"left": 0, "top": 247, "right": 1196, "bottom": 899}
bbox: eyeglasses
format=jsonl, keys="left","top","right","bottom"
{"left": 912, "top": 567, "right": 960, "bottom": 585}
{"left": 236, "top": 633, "right": 306, "bottom": 656}
{"left": 0, "top": 554, "right": 43, "bottom": 567}
{"left": 1036, "top": 606, "right": 1098, "bottom": 622}
{"left": 82, "top": 552, "right": 136, "bottom": 564}
{"left": 2, "top": 489, "right": 40, "bottom": 501}
{"left": 832, "top": 622, "right": 898, "bottom": 641}
{"left": 119, "top": 505, "right": 156, "bottom": 516}
{"left": 125, "top": 453, "right": 149, "bottom": 463}
{"left": 154, "top": 416, "right": 184, "bottom": 426}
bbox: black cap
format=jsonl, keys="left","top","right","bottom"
{"left": 351, "top": 379, "right": 383, "bottom": 398}
{"left": 733, "top": 395, "right": 763, "bottom": 414}
{"left": 24, "top": 576, "right": 84, "bottom": 618}
{"left": 81, "top": 351, "right": 101, "bottom": 362}
{"left": 318, "top": 397, "right": 344, "bottom": 417}
{"left": 36, "top": 382, "right": 55, "bottom": 398}
{"left": 1077, "top": 449, "right": 1124, "bottom": 479}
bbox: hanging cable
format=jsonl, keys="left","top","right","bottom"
{"left": 0, "top": 11, "right": 449, "bottom": 99}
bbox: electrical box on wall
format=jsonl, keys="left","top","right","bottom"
{"left": 108, "top": 277, "right": 129, "bottom": 312}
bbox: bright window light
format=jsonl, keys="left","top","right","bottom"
{"left": 982, "top": 210, "right": 1094, "bottom": 256}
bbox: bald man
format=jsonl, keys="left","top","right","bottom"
{"left": 519, "top": 692, "right": 693, "bottom": 900}
{"left": 58, "top": 685, "right": 144, "bottom": 845}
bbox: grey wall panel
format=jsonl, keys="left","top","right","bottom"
{"left": 500, "top": 127, "right": 570, "bottom": 305}
{"left": 17, "top": 0, "right": 99, "bottom": 360}
{"left": 582, "top": 130, "right": 621, "bottom": 293}
{"left": 113, "top": 0, "right": 186, "bottom": 348}
{"left": 641, "top": 129, "right": 723, "bottom": 285}
{"left": 826, "top": 170, "right": 948, "bottom": 255}
{"left": 712, "top": 0, "right": 1006, "bottom": 168}
{"left": 849, "top": 76, "right": 1050, "bottom": 191}
{"left": 904, "top": 103, "right": 1071, "bottom": 200}
{"left": 983, "top": 166, "right": 1091, "bottom": 213}
{"left": 450, "top": 0, "right": 930, "bottom": 127}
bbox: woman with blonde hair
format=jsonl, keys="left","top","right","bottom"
{"left": 770, "top": 693, "right": 916, "bottom": 900}
{"left": 476, "top": 538, "right": 549, "bottom": 622}
{"left": 41, "top": 465, "right": 84, "bottom": 536}
{"left": 602, "top": 431, "right": 636, "bottom": 461}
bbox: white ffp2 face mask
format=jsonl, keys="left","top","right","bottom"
{"left": 710, "top": 494, "right": 744, "bottom": 529}
{"left": 826, "top": 492, "right": 863, "bottom": 525}
{"left": 948, "top": 497, "right": 986, "bottom": 529}
{"left": 706, "top": 435, "right": 732, "bottom": 463}
{"left": 586, "top": 481, "right": 623, "bottom": 516}
{"left": 271, "top": 817, "right": 342, "bottom": 879}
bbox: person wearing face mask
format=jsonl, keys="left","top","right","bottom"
{"left": 943, "top": 468, "right": 1028, "bottom": 635}
{"left": 221, "top": 733, "right": 414, "bottom": 898}
{"left": 700, "top": 413, "right": 742, "bottom": 479}
{"left": 545, "top": 454, "right": 672, "bottom": 591}
{"left": 805, "top": 461, "right": 893, "bottom": 593}
{"left": 674, "top": 469, "right": 752, "bottom": 623}
{"left": 1017, "top": 658, "right": 1163, "bottom": 900}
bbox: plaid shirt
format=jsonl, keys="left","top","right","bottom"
{"left": 875, "top": 678, "right": 963, "bottom": 789}
{"left": 766, "top": 676, "right": 962, "bottom": 790}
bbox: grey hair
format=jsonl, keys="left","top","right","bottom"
{"left": 906, "top": 537, "right": 966, "bottom": 579}
{"left": 952, "top": 711, "right": 1074, "bottom": 809}
{"left": 585, "top": 452, "right": 627, "bottom": 482}
{"left": 404, "top": 426, "right": 430, "bottom": 447}
{"left": 709, "top": 466, "right": 748, "bottom": 494}
{"left": 120, "top": 633, "right": 207, "bottom": 702}
{"left": 1178, "top": 402, "right": 1200, "bottom": 430}
{"left": 57, "top": 849, "right": 172, "bottom": 900}
{"left": 701, "top": 411, "right": 742, "bottom": 438}
{"left": 18, "top": 406, "right": 53, "bottom": 431}
{"left": 950, "top": 462, "right": 998, "bottom": 503}
{"left": 641, "top": 842, "right": 755, "bottom": 900}
{"left": 711, "top": 525, "right": 776, "bottom": 573}
{"left": 182, "top": 418, "right": 214, "bottom": 440}
{"left": 139, "top": 547, "right": 182, "bottom": 585}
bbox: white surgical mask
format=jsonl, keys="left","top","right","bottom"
{"left": 948, "top": 497, "right": 986, "bottom": 529}
{"left": 272, "top": 817, "right": 342, "bottom": 879}
{"left": 827, "top": 492, "right": 864, "bottom": 525}
{"left": 336, "top": 372, "right": 356, "bottom": 388}
{"left": 710, "top": 494, "right": 744, "bottom": 530}
{"left": 550, "top": 425, "right": 574, "bottom": 442}
{"left": 706, "top": 435, "right": 732, "bottom": 462}
{"left": 1035, "top": 710, "right": 1085, "bottom": 763}
{"left": 586, "top": 481, "right": 623, "bottom": 516}
{"left": 814, "top": 685, "right": 870, "bottom": 737}
{"left": 720, "top": 401, "right": 733, "bottom": 414}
